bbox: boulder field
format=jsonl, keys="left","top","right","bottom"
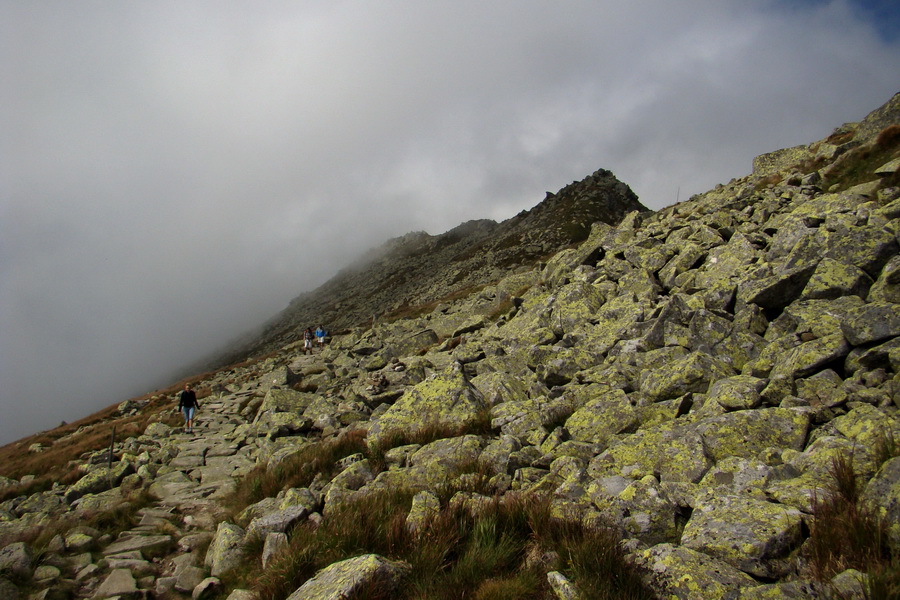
{"left": 1, "top": 94, "right": 900, "bottom": 599}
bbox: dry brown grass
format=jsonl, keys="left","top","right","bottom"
{"left": 0, "top": 371, "right": 228, "bottom": 485}
{"left": 804, "top": 451, "right": 896, "bottom": 598}
{"left": 0, "top": 345, "right": 288, "bottom": 486}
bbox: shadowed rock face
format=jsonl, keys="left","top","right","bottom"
{"left": 1, "top": 92, "right": 899, "bottom": 600}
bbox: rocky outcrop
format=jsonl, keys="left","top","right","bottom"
{"left": 219, "top": 168, "right": 648, "bottom": 362}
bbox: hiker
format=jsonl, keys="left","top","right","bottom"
{"left": 315, "top": 324, "right": 327, "bottom": 349}
{"left": 304, "top": 327, "right": 314, "bottom": 355}
{"left": 178, "top": 383, "right": 200, "bottom": 433}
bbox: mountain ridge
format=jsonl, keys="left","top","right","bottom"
{"left": 216, "top": 168, "right": 647, "bottom": 364}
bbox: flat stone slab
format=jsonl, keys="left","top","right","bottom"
{"left": 102, "top": 534, "right": 173, "bottom": 557}
{"left": 206, "top": 443, "right": 240, "bottom": 457}
{"left": 171, "top": 455, "right": 206, "bottom": 469}
{"left": 105, "top": 556, "right": 157, "bottom": 575}
{"left": 94, "top": 567, "right": 138, "bottom": 598}
{"left": 199, "top": 465, "right": 237, "bottom": 484}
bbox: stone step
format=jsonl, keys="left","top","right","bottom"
{"left": 102, "top": 534, "right": 173, "bottom": 557}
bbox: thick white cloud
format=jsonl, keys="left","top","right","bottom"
{"left": 1, "top": 0, "right": 898, "bottom": 444}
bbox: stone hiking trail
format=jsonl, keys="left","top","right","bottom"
{"left": 82, "top": 385, "right": 265, "bottom": 599}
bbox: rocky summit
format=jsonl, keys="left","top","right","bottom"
{"left": 1, "top": 92, "right": 900, "bottom": 600}
{"left": 220, "top": 167, "right": 647, "bottom": 362}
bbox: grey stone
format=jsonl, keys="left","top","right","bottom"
{"left": 0, "top": 542, "right": 32, "bottom": 579}
{"left": 205, "top": 522, "right": 246, "bottom": 577}
{"left": 262, "top": 532, "right": 288, "bottom": 569}
{"left": 680, "top": 495, "right": 803, "bottom": 578}
{"left": 285, "top": 554, "right": 410, "bottom": 600}
{"left": 93, "top": 568, "right": 138, "bottom": 598}
{"left": 175, "top": 565, "right": 208, "bottom": 593}
{"left": 193, "top": 577, "right": 222, "bottom": 600}
{"left": 101, "top": 534, "right": 172, "bottom": 558}
{"left": 246, "top": 505, "right": 308, "bottom": 541}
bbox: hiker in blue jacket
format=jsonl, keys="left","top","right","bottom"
{"left": 315, "top": 325, "right": 327, "bottom": 349}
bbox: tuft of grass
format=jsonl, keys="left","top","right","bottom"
{"left": 245, "top": 490, "right": 652, "bottom": 600}
{"left": 821, "top": 124, "right": 900, "bottom": 192}
{"left": 865, "top": 559, "right": 900, "bottom": 600}
{"left": 805, "top": 452, "right": 892, "bottom": 582}
{"left": 873, "top": 428, "right": 900, "bottom": 469}
{"left": 225, "top": 429, "right": 369, "bottom": 517}
{"left": 367, "top": 413, "right": 493, "bottom": 473}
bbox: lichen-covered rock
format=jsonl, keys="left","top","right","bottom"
{"left": 65, "top": 460, "right": 135, "bottom": 503}
{"left": 367, "top": 362, "right": 485, "bottom": 449}
{"left": 204, "top": 522, "right": 246, "bottom": 578}
{"left": 697, "top": 457, "right": 772, "bottom": 500}
{"left": 588, "top": 476, "right": 681, "bottom": 545}
{"left": 406, "top": 490, "right": 440, "bottom": 536}
{"left": 680, "top": 495, "right": 803, "bottom": 577}
{"left": 144, "top": 421, "right": 172, "bottom": 438}
{"left": 255, "top": 388, "right": 315, "bottom": 419}
{"left": 588, "top": 422, "right": 711, "bottom": 483}
{"left": 799, "top": 258, "right": 873, "bottom": 300}
{"left": 694, "top": 232, "right": 759, "bottom": 289}
{"left": 768, "top": 333, "right": 850, "bottom": 381}
{"left": 285, "top": 554, "right": 410, "bottom": 600}
{"left": 640, "top": 352, "right": 734, "bottom": 401}
{"left": 640, "top": 543, "right": 758, "bottom": 599}
{"left": 479, "top": 435, "right": 521, "bottom": 475}
{"left": 694, "top": 408, "right": 810, "bottom": 462}
{"left": 738, "top": 264, "right": 816, "bottom": 312}
{"left": 736, "top": 580, "right": 825, "bottom": 599}
{"left": 547, "top": 570, "right": 581, "bottom": 600}
{"left": 840, "top": 302, "right": 900, "bottom": 346}
{"left": 565, "top": 388, "right": 638, "bottom": 444}
{"left": 706, "top": 375, "right": 766, "bottom": 411}
{"left": 868, "top": 254, "right": 900, "bottom": 303}
{"left": 863, "top": 456, "right": 900, "bottom": 551}
{"left": 490, "top": 398, "right": 550, "bottom": 446}
{"left": 385, "top": 328, "right": 439, "bottom": 358}
{"left": 406, "top": 435, "right": 488, "bottom": 487}
{"left": 470, "top": 371, "right": 531, "bottom": 407}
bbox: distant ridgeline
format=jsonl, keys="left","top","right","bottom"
{"left": 217, "top": 168, "right": 647, "bottom": 364}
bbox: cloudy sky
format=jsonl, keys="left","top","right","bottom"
{"left": 2, "top": 1, "right": 899, "bottom": 446}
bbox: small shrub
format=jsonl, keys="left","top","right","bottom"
{"left": 805, "top": 452, "right": 892, "bottom": 582}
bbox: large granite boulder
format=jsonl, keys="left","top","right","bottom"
{"left": 367, "top": 362, "right": 485, "bottom": 449}
{"left": 285, "top": 554, "right": 410, "bottom": 600}
{"left": 680, "top": 495, "right": 803, "bottom": 578}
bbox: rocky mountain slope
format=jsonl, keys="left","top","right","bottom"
{"left": 219, "top": 168, "right": 646, "bottom": 362}
{"left": 1, "top": 92, "right": 899, "bottom": 600}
